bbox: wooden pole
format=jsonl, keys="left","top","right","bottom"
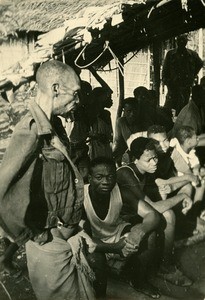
{"left": 198, "top": 28, "right": 203, "bottom": 81}
{"left": 152, "top": 41, "right": 162, "bottom": 106}
{"left": 116, "top": 56, "right": 124, "bottom": 119}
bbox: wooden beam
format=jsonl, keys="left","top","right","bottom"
{"left": 116, "top": 56, "right": 124, "bottom": 119}
{"left": 152, "top": 41, "right": 162, "bottom": 106}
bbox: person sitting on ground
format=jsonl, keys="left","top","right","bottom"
{"left": 133, "top": 86, "right": 156, "bottom": 127}
{"left": 117, "top": 137, "right": 193, "bottom": 287}
{"left": 171, "top": 126, "right": 205, "bottom": 199}
{"left": 83, "top": 157, "right": 161, "bottom": 299}
{"left": 171, "top": 126, "right": 205, "bottom": 227}
{"left": 133, "top": 86, "right": 173, "bottom": 132}
{"left": 113, "top": 97, "right": 148, "bottom": 166}
{"left": 147, "top": 125, "right": 200, "bottom": 200}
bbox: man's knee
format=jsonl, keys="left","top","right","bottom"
{"left": 163, "top": 209, "right": 176, "bottom": 227}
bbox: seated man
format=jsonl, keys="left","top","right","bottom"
{"left": 171, "top": 125, "right": 205, "bottom": 225}
{"left": 171, "top": 125, "right": 205, "bottom": 190}
{"left": 83, "top": 157, "right": 161, "bottom": 299}
{"left": 147, "top": 125, "right": 199, "bottom": 200}
{"left": 117, "top": 137, "right": 193, "bottom": 287}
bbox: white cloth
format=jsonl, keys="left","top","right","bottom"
{"left": 84, "top": 184, "right": 128, "bottom": 244}
{"left": 170, "top": 137, "right": 199, "bottom": 176}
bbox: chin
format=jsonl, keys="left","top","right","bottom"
{"left": 149, "top": 169, "right": 157, "bottom": 173}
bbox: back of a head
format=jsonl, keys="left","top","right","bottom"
{"left": 91, "top": 87, "right": 108, "bottom": 99}
{"left": 81, "top": 81, "right": 92, "bottom": 96}
{"left": 147, "top": 125, "right": 166, "bottom": 138}
{"left": 123, "top": 97, "right": 138, "bottom": 108}
{"left": 88, "top": 156, "right": 116, "bottom": 175}
{"left": 130, "top": 137, "right": 155, "bottom": 159}
{"left": 133, "top": 86, "right": 150, "bottom": 100}
{"left": 36, "top": 60, "right": 77, "bottom": 93}
{"left": 175, "top": 125, "right": 195, "bottom": 145}
{"left": 176, "top": 34, "right": 188, "bottom": 49}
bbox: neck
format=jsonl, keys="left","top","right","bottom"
{"left": 133, "top": 160, "right": 145, "bottom": 174}
{"left": 177, "top": 47, "right": 186, "bottom": 53}
{"left": 35, "top": 92, "right": 52, "bottom": 120}
{"left": 180, "top": 143, "right": 190, "bottom": 154}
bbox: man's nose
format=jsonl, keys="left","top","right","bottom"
{"left": 151, "top": 158, "right": 158, "bottom": 165}
{"left": 101, "top": 177, "right": 110, "bottom": 184}
{"left": 75, "top": 95, "right": 80, "bottom": 104}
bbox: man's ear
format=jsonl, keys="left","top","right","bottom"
{"left": 52, "top": 83, "right": 59, "bottom": 96}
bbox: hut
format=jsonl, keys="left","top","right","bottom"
{"left": 1, "top": 0, "right": 205, "bottom": 103}
{"left": 0, "top": 0, "right": 205, "bottom": 143}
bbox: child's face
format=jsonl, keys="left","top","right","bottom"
{"left": 187, "top": 134, "right": 199, "bottom": 149}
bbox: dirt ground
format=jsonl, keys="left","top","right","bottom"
{"left": 0, "top": 238, "right": 205, "bottom": 300}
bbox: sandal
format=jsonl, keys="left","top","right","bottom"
{"left": 157, "top": 265, "right": 192, "bottom": 287}
{"left": 130, "top": 280, "right": 161, "bottom": 299}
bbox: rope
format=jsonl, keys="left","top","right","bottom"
{"left": 106, "top": 42, "right": 124, "bottom": 76}
{"left": 74, "top": 41, "right": 124, "bottom": 77}
{"left": 74, "top": 43, "right": 108, "bottom": 68}
{"left": 62, "top": 49, "right": 65, "bottom": 63}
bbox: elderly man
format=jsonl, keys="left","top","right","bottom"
{"left": 0, "top": 60, "right": 96, "bottom": 300}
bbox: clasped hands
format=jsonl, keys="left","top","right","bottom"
{"left": 119, "top": 225, "right": 146, "bottom": 258}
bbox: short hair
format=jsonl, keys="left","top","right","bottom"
{"left": 130, "top": 137, "right": 156, "bottom": 159}
{"left": 176, "top": 34, "right": 189, "bottom": 42}
{"left": 122, "top": 97, "right": 138, "bottom": 108}
{"left": 147, "top": 125, "right": 166, "bottom": 137}
{"left": 133, "top": 86, "right": 150, "bottom": 99}
{"left": 81, "top": 81, "right": 92, "bottom": 95}
{"left": 175, "top": 126, "right": 195, "bottom": 144}
{"left": 91, "top": 87, "right": 110, "bottom": 98}
{"left": 88, "top": 157, "right": 116, "bottom": 175}
{"left": 36, "top": 60, "right": 78, "bottom": 92}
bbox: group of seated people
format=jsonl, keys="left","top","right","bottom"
{"left": 66, "top": 77, "right": 205, "bottom": 298}
{"left": 81, "top": 123, "right": 205, "bottom": 298}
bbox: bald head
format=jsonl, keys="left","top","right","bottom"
{"left": 36, "top": 60, "right": 80, "bottom": 93}
{"left": 35, "top": 60, "right": 81, "bottom": 118}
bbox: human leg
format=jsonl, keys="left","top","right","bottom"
{"left": 87, "top": 252, "right": 107, "bottom": 298}
{"left": 158, "top": 209, "right": 192, "bottom": 286}
{"left": 122, "top": 232, "right": 160, "bottom": 299}
{"left": 0, "top": 238, "right": 19, "bottom": 274}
